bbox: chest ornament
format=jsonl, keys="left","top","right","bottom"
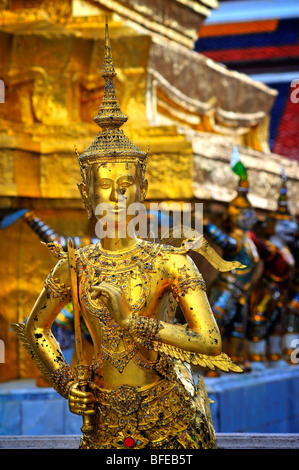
{"left": 77, "top": 241, "right": 168, "bottom": 372}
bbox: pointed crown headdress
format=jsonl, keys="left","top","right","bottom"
{"left": 263, "top": 168, "right": 297, "bottom": 236}
{"left": 77, "top": 18, "right": 148, "bottom": 185}
{"left": 273, "top": 168, "right": 292, "bottom": 220}
{"left": 267, "top": 168, "right": 293, "bottom": 222}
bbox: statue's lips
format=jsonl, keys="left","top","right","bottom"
{"left": 109, "top": 207, "right": 126, "bottom": 213}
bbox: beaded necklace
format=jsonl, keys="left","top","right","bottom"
{"left": 76, "top": 240, "right": 187, "bottom": 373}
{"left": 77, "top": 240, "right": 166, "bottom": 372}
{"left": 78, "top": 240, "right": 162, "bottom": 313}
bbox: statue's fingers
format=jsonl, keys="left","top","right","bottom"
{"left": 69, "top": 403, "right": 95, "bottom": 415}
{"left": 69, "top": 398, "right": 93, "bottom": 407}
{"left": 70, "top": 387, "right": 94, "bottom": 399}
{"left": 90, "top": 285, "right": 111, "bottom": 300}
{"left": 81, "top": 408, "right": 96, "bottom": 415}
{"left": 90, "top": 283, "right": 122, "bottom": 299}
{"left": 98, "top": 281, "right": 123, "bottom": 293}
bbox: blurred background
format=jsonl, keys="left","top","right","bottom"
{"left": 0, "top": 0, "right": 299, "bottom": 437}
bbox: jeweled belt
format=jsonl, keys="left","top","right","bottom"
{"left": 93, "top": 379, "right": 175, "bottom": 415}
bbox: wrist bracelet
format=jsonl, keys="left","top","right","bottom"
{"left": 128, "top": 314, "right": 163, "bottom": 340}
{"left": 50, "top": 363, "right": 76, "bottom": 398}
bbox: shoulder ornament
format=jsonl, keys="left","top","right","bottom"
{"left": 41, "top": 241, "right": 67, "bottom": 259}
{"left": 44, "top": 270, "right": 72, "bottom": 302}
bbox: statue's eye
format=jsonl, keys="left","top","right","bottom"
{"left": 98, "top": 182, "right": 111, "bottom": 189}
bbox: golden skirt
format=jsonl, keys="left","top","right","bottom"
{"left": 79, "top": 378, "right": 216, "bottom": 449}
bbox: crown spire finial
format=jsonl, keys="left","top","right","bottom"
{"left": 93, "top": 16, "right": 128, "bottom": 130}
{"left": 77, "top": 16, "right": 148, "bottom": 188}
{"left": 105, "top": 15, "right": 111, "bottom": 49}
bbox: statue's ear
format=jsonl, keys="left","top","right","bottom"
{"left": 141, "top": 179, "right": 148, "bottom": 202}
{"left": 78, "top": 182, "right": 93, "bottom": 220}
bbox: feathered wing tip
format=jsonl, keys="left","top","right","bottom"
{"left": 131, "top": 324, "right": 242, "bottom": 373}
{"left": 10, "top": 323, "right": 55, "bottom": 384}
{"left": 180, "top": 236, "right": 246, "bottom": 272}
{"left": 142, "top": 336, "right": 243, "bottom": 373}
{"left": 159, "top": 227, "right": 246, "bottom": 272}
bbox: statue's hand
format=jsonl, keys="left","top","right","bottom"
{"left": 68, "top": 382, "right": 95, "bottom": 416}
{"left": 90, "top": 281, "right": 131, "bottom": 328}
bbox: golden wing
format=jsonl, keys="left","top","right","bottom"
{"left": 11, "top": 323, "right": 56, "bottom": 384}
{"left": 11, "top": 323, "right": 76, "bottom": 397}
{"left": 161, "top": 226, "right": 245, "bottom": 272}
{"left": 149, "top": 339, "right": 243, "bottom": 373}
{"left": 181, "top": 236, "right": 246, "bottom": 272}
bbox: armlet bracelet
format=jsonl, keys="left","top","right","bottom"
{"left": 44, "top": 271, "right": 72, "bottom": 302}
{"left": 172, "top": 276, "right": 206, "bottom": 302}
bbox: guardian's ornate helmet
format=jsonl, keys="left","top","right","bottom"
{"left": 228, "top": 146, "right": 252, "bottom": 219}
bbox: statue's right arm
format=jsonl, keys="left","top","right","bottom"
{"left": 25, "top": 258, "right": 72, "bottom": 375}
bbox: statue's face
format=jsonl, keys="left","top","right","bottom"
{"left": 274, "top": 218, "right": 298, "bottom": 245}
{"left": 89, "top": 162, "right": 146, "bottom": 225}
{"left": 235, "top": 207, "right": 257, "bottom": 231}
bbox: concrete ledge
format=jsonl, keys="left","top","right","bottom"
{"left": 217, "top": 433, "right": 299, "bottom": 449}
{"left": 1, "top": 434, "right": 299, "bottom": 449}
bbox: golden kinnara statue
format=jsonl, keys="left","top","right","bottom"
{"left": 12, "top": 20, "right": 242, "bottom": 450}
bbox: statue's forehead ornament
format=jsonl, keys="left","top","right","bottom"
{"left": 77, "top": 18, "right": 148, "bottom": 184}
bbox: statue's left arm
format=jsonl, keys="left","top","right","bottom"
{"left": 155, "top": 253, "right": 222, "bottom": 356}
{"left": 91, "top": 252, "right": 242, "bottom": 372}
{"left": 92, "top": 253, "right": 221, "bottom": 356}
{"left": 127, "top": 253, "right": 241, "bottom": 372}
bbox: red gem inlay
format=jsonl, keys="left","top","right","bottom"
{"left": 124, "top": 437, "right": 135, "bottom": 448}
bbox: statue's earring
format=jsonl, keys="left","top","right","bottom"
{"left": 78, "top": 182, "right": 93, "bottom": 220}
{"left": 141, "top": 179, "right": 148, "bottom": 202}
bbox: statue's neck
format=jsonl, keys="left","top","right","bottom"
{"left": 99, "top": 234, "right": 139, "bottom": 253}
